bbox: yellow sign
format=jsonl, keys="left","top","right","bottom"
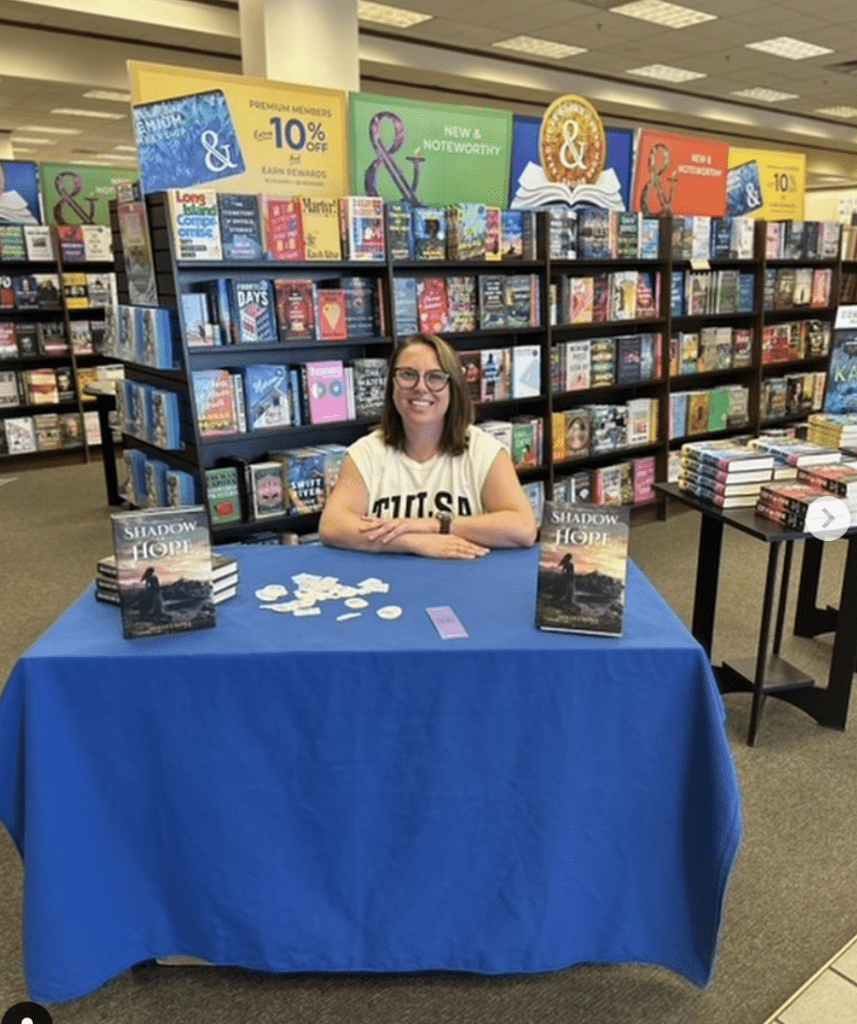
{"left": 127, "top": 60, "right": 349, "bottom": 197}
{"left": 726, "top": 147, "right": 805, "bottom": 220}
{"left": 539, "top": 95, "right": 606, "bottom": 187}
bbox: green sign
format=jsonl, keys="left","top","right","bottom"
{"left": 349, "top": 93, "right": 512, "bottom": 207}
{"left": 39, "top": 163, "right": 140, "bottom": 226}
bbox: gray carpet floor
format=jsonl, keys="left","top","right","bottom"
{"left": 1, "top": 459, "right": 856, "bottom": 1024}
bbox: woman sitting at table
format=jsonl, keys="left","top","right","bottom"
{"left": 319, "top": 332, "right": 538, "bottom": 559}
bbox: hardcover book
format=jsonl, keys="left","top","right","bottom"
{"left": 351, "top": 357, "right": 387, "bottom": 419}
{"left": 301, "top": 195, "right": 342, "bottom": 261}
{"left": 824, "top": 329, "right": 857, "bottom": 414}
{"left": 218, "top": 192, "right": 264, "bottom": 261}
{"left": 446, "top": 275, "right": 478, "bottom": 333}
{"left": 57, "top": 224, "right": 88, "bottom": 263}
{"left": 230, "top": 278, "right": 278, "bottom": 343}
{"left": 305, "top": 360, "right": 349, "bottom": 424}
{"left": 274, "top": 446, "right": 327, "bottom": 514}
{"left": 244, "top": 363, "right": 291, "bottom": 429}
{"left": 536, "top": 501, "right": 630, "bottom": 637}
{"left": 192, "top": 369, "right": 240, "bottom": 437}
{"left": 316, "top": 288, "right": 349, "bottom": 340}
{"left": 385, "top": 201, "right": 414, "bottom": 261}
{"left": 480, "top": 348, "right": 508, "bottom": 402}
{"left": 205, "top": 465, "right": 243, "bottom": 525}
{"left": 417, "top": 277, "right": 449, "bottom": 334}
{"left": 111, "top": 506, "right": 216, "bottom": 639}
{"left": 412, "top": 207, "right": 446, "bottom": 260}
{"left": 247, "top": 460, "right": 288, "bottom": 519}
{"left": 274, "top": 278, "right": 317, "bottom": 341}
{"left": 23, "top": 225, "right": 54, "bottom": 262}
{"left": 263, "top": 195, "right": 305, "bottom": 262}
{"left": 339, "top": 196, "right": 385, "bottom": 261}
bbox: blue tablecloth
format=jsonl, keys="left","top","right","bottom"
{"left": 0, "top": 545, "right": 742, "bottom": 1003}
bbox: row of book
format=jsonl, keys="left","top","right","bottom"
{"left": 0, "top": 366, "right": 77, "bottom": 408}
{"left": 95, "top": 551, "right": 238, "bottom": 609}
{"left": 761, "top": 372, "right": 827, "bottom": 420}
{"left": 670, "top": 268, "right": 755, "bottom": 317}
{"left": 669, "top": 385, "right": 750, "bottom": 439}
{"left": 0, "top": 319, "right": 76, "bottom": 359}
{"left": 56, "top": 224, "right": 113, "bottom": 264}
{"left": 551, "top": 397, "right": 659, "bottom": 461}
{"left": 671, "top": 215, "right": 756, "bottom": 261}
{"left": 670, "top": 326, "right": 752, "bottom": 376}
{"left": 762, "top": 319, "right": 832, "bottom": 364}
{"left": 116, "top": 379, "right": 186, "bottom": 451}
{"left": 762, "top": 266, "right": 833, "bottom": 311}
{"left": 192, "top": 357, "right": 389, "bottom": 438}
{"left": 0, "top": 224, "right": 56, "bottom": 263}
{"left": 552, "top": 332, "right": 662, "bottom": 392}
{"left": 120, "top": 449, "right": 199, "bottom": 510}
{"left": 756, "top": 476, "right": 857, "bottom": 528}
{"left": 764, "top": 220, "right": 842, "bottom": 261}
{"left": 395, "top": 273, "right": 541, "bottom": 335}
{"left": 807, "top": 411, "right": 857, "bottom": 450}
{"left": 105, "top": 305, "right": 179, "bottom": 369}
{"left": 0, "top": 273, "right": 62, "bottom": 310}
{"left": 480, "top": 416, "right": 544, "bottom": 469}
{"left": 180, "top": 274, "right": 385, "bottom": 348}
{"left": 62, "top": 272, "right": 117, "bottom": 310}
{"left": 553, "top": 454, "right": 657, "bottom": 506}
{"left": 0, "top": 410, "right": 96, "bottom": 456}
{"left": 548, "top": 208, "right": 661, "bottom": 261}
{"left": 553, "top": 269, "right": 660, "bottom": 325}
{"left": 458, "top": 345, "right": 541, "bottom": 404}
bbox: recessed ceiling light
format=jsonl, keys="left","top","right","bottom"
{"left": 51, "top": 107, "right": 126, "bottom": 119}
{"left": 610, "top": 1, "right": 716, "bottom": 28}
{"left": 357, "top": 1, "right": 431, "bottom": 28}
{"left": 745, "top": 36, "right": 833, "bottom": 60}
{"left": 83, "top": 89, "right": 132, "bottom": 102}
{"left": 12, "top": 137, "right": 54, "bottom": 145}
{"left": 731, "top": 87, "right": 799, "bottom": 102}
{"left": 816, "top": 106, "right": 857, "bottom": 118}
{"left": 19, "top": 125, "right": 81, "bottom": 135}
{"left": 493, "top": 36, "right": 586, "bottom": 59}
{"left": 626, "top": 63, "right": 706, "bottom": 82}
{"left": 114, "top": 145, "right": 138, "bottom": 152}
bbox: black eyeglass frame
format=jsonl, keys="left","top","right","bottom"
{"left": 391, "top": 367, "right": 451, "bottom": 392}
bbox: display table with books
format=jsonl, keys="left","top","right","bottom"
{"left": 0, "top": 544, "right": 741, "bottom": 1003}
{"left": 657, "top": 481, "right": 857, "bottom": 745}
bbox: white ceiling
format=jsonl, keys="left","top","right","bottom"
{"left": 2, "top": 0, "right": 857, "bottom": 187}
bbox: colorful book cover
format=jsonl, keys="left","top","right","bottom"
{"left": 480, "top": 348, "right": 508, "bottom": 402}
{"left": 278, "top": 446, "right": 327, "bottom": 514}
{"left": 230, "top": 278, "right": 278, "bottom": 343}
{"left": 192, "top": 369, "right": 239, "bottom": 437}
{"left": 301, "top": 195, "right": 342, "bottom": 261}
{"left": 205, "top": 465, "right": 243, "bottom": 525}
{"left": 536, "top": 501, "right": 630, "bottom": 637}
{"left": 274, "top": 278, "right": 317, "bottom": 340}
{"left": 248, "top": 461, "right": 288, "bottom": 519}
{"left": 339, "top": 196, "right": 385, "bottom": 261}
{"left": 0, "top": 225, "right": 25, "bottom": 261}
{"left": 243, "top": 363, "right": 291, "bottom": 429}
{"left": 316, "top": 288, "right": 349, "bottom": 340}
{"left": 351, "top": 357, "right": 388, "bottom": 419}
{"left": 412, "top": 207, "right": 446, "bottom": 260}
{"left": 110, "top": 506, "right": 215, "bottom": 639}
{"left": 511, "top": 345, "right": 541, "bottom": 399}
{"left": 385, "top": 201, "right": 415, "bottom": 262}
{"left": 392, "top": 277, "right": 418, "bottom": 336}
{"left": 417, "top": 277, "right": 449, "bottom": 334}
{"left": 263, "top": 195, "right": 305, "bottom": 262}
{"left": 478, "top": 274, "right": 507, "bottom": 329}
{"left": 218, "top": 192, "right": 264, "bottom": 261}
{"left": 305, "top": 360, "right": 349, "bottom": 424}
{"left": 59, "top": 225, "right": 89, "bottom": 262}
{"left": 445, "top": 275, "right": 477, "bottom": 333}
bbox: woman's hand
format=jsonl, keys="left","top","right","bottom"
{"left": 358, "top": 516, "right": 488, "bottom": 558}
{"left": 357, "top": 515, "right": 436, "bottom": 544}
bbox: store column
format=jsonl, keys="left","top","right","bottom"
{"left": 238, "top": 0, "right": 360, "bottom": 92}
{"left": 0, "top": 131, "right": 13, "bottom": 159}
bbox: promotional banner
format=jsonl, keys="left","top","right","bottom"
{"left": 726, "top": 147, "right": 805, "bottom": 220}
{"left": 40, "top": 163, "right": 139, "bottom": 226}
{"left": 0, "top": 160, "right": 43, "bottom": 224}
{"left": 349, "top": 92, "right": 512, "bottom": 206}
{"left": 632, "top": 129, "right": 729, "bottom": 217}
{"left": 509, "top": 106, "right": 635, "bottom": 210}
{"left": 128, "top": 60, "right": 349, "bottom": 197}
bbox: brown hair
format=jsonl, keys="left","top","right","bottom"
{"left": 381, "top": 333, "right": 474, "bottom": 455}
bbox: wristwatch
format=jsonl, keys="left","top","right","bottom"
{"left": 437, "top": 511, "right": 453, "bottom": 534}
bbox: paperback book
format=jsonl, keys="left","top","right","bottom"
{"left": 536, "top": 501, "right": 630, "bottom": 637}
{"left": 110, "top": 506, "right": 216, "bottom": 639}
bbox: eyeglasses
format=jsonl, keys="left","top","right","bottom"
{"left": 392, "top": 367, "right": 451, "bottom": 392}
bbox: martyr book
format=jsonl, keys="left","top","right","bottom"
{"left": 536, "top": 501, "right": 630, "bottom": 637}
{"left": 111, "top": 506, "right": 216, "bottom": 639}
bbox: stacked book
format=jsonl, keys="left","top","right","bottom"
{"left": 755, "top": 480, "right": 857, "bottom": 530}
{"left": 95, "top": 552, "right": 239, "bottom": 606}
{"left": 746, "top": 436, "right": 843, "bottom": 469}
{"left": 795, "top": 461, "right": 857, "bottom": 498}
{"left": 807, "top": 412, "right": 857, "bottom": 451}
{"left": 678, "top": 438, "right": 775, "bottom": 508}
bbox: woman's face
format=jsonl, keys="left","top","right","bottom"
{"left": 392, "top": 342, "right": 451, "bottom": 434}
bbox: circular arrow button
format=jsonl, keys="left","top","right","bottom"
{"left": 805, "top": 496, "right": 851, "bottom": 541}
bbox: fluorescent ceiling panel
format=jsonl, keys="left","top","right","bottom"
{"left": 745, "top": 36, "right": 833, "bottom": 59}
{"left": 731, "top": 87, "right": 799, "bottom": 102}
{"left": 626, "top": 63, "right": 706, "bottom": 82}
{"left": 493, "top": 36, "right": 587, "bottom": 59}
{"left": 610, "top": 1, "right": 717, "bottom": 29}
{"left": 357, "top": 2, "right": 432, "bottom": 28}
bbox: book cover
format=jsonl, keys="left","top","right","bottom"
{"left": 191, "top": 369, "right": 239, "bottom": 437}
{"left": 570, "top": 277, "right": 594, "bottom": 324}
{"left": 687, "top": 391, "right": 711, "bottom": 435}
{"left": 824, "top": 329, "right": 857, "bottom": 414}
{"left": 316, "top": 288, "right": 349, "bottom": 340}
{"left": 478, "top": 274, "right": 507, "bottom": 329}
{"left": 564, "top": 408, "right": 591, "bottom": 459}
{"left": 385, "top": 201, "right": 415, "bottom": 261}
{"left": 4, "top": 415, "right": 36, "bottom": 453}
{"left": 230, "top": 278, "right": 278, "bottom": 343}
{"left": 511, "top": 345, "right": 541, "bottom": 399}
{"left": 412, "top": 207, "right": 446, "bottom": 260}
{"left": 248, "top": 460, "right": 288, "bottom": 519}
{"left": 181, "top": 292, "right": 214, "bottom": 348}
{"left": 417, "top": 277, "right": 449, "bottom": 334}
{"left": 276, "top": 446, "right": 327, "bottom": 514}
{"left": 446, "top": 275, "right": 478, "bottom": 333}
{"left": 205, "top": 465, "right": 243, "bottom": 525}
{"left": 339, "top": 196, "right": 385, "bottom": 261}
{"left": 118, "top": 186, "right": 160, "bottom": 303}
{"left": 564, "top": 339, "right": 591, "bottom": 392}
{"left": 301, "top": 195, "right": 342, "bottom": 261}
{"left": 263, "top": 195, "right": 305, "bottom": 262}
{"left": 244, "top": 363, "right": 291, "bottom": 429}
{"left": 392, "top": 276, "right": 418, "bottom": 336}
{"left": 536, "top": 501, "right": 630, "bottom": 637}
{"left": 576, "top": 207, "right": 612, "bottom": 259}
{"left": 274, "top": 278, "right": 317, "bottom": 341}
{"left": 23, "top": 225, "right": 54, "bottom": 262}
{"left": 305, "top": 360, "right": 349, "bottom": 424}
{"left": 0, "top": 225, "right": 25, "bottom": 260}
{"left": 351, "top": 357, "right": 387, "bottom": 419}
{"left": 337, "top": 276, "right": 378, "bottom": 338}
{"left": 501, "top": 209, "right": 524, "bottom": 259}
{"left": 480, "top": 348, "right": 508, "bottom": 402}
{"left": 111, "top": 506, "right": 215, "bottom": 639}
{"left": 218, "top": 192, "right": 264, "bottom": 261}
{"left": 447, "top": 203, "right": 487, "bottom": 260}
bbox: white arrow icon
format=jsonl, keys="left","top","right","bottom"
{"left": 806, "top": 496, "right": 851, "bottom": 541}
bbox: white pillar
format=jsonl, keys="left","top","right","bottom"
{"left": 239, "top": 0, "right": 360, "bottom": 93}
{"left": 0, "top": 132, "right": 14, "bottom": 159}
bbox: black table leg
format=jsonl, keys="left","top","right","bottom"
{"left": 747, "top": 544, "right": 781, "bottom": 747}
{"left": 692, "top": 514, "right": 723, "bottom": 657}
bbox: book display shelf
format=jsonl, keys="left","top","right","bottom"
{"left": 0, "top": 223, "right": 113, "bottom": 464}
{"left": 106, "top": 193, "right": 846, "bottom": 545}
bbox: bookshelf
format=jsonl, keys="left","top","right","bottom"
{"left": 107, "top": 195, "right": 846, "bottom": 543}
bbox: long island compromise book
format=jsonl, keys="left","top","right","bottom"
{"left": 111, "top": 506, "right": 216, "bottom": 639}
{"left": 536, "top": 501, "right": 630, "bottom": 637}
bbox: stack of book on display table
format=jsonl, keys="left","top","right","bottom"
{"left": 678, "top": 438, "right": 777, "bottom": 508}
{"left": 806, "top": 412, "right": 857, "bottom": 451}
{"left": 94, "top": 552, "right": 239, "bottom": 607}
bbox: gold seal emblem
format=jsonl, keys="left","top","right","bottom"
{"left": 539, "top": 95, "right": 606, "bottom": 187}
